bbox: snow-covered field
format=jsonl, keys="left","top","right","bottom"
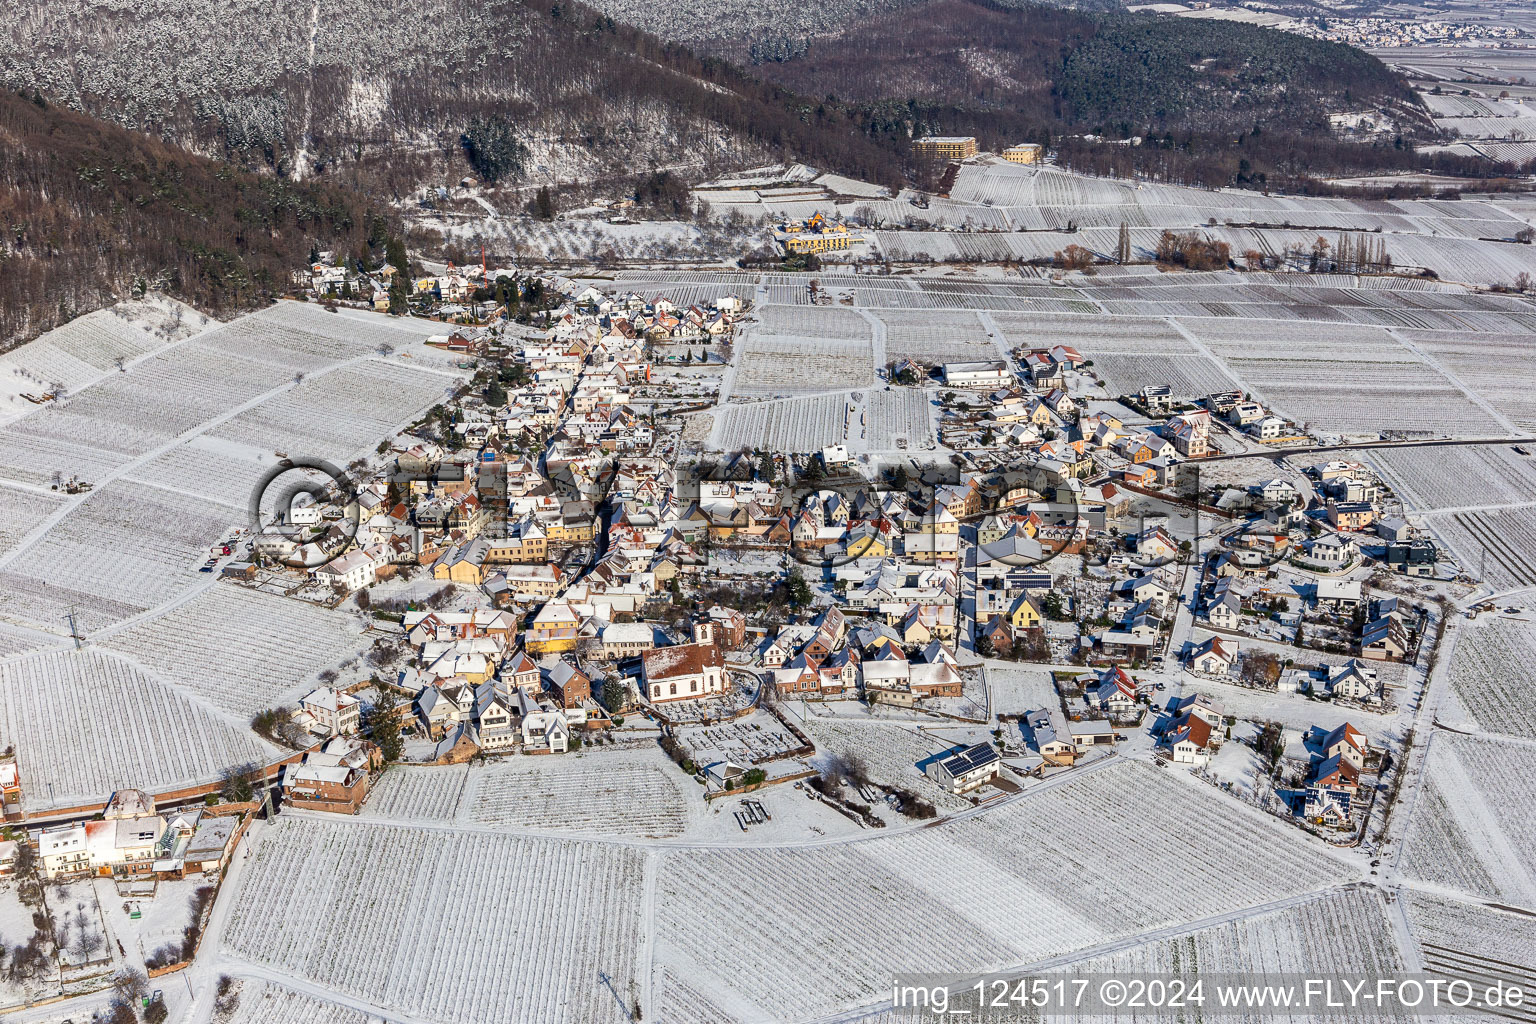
{"left": 732, "top": 337, "right": 874, "bottom": 397}
{"left": 1072, "top": 885, "right": 1402, "bottom": 980}
{"left": 866, "top": 388, "right": 936, "bottom": 450}
{"left": 1437, "top": 506, "right": 1536, "bottom": 590}
{"left": 99, "top": 585, "right": 372, "bottom": 719}
{"left": 363, "top": 749, "right": 697, "bottom": 838}
{"left": 0, "top": 649, "right": 272, "bottom": 811}
{"left": 1400, "top": 732, "right": 1536, "bottom": 905}
{"left": 222, "top": 817, "right": 646, "bottom": 1024}
{"left": 983, "top": 662, "right": 1056, "bottom": 716}
{"left": 0, "top": 297, "right": 210, "bottom": 424}
{"left": 1443, "top": 616, "right": 1536, "bottom": 739}
{"left": 650, "top": 760, "right": 1351, "bottom": 1022}
{"left": 712, "top": 394, "right": 849, "bottom": 451}
{"left": 0, "top": 480, "right": 239, "bottom": 634}
{"left": 1367, "top": 444, "right": 1536, "bottom": 512}
{"left": 217, "top": 978, "right": 372, "bottom": 1024}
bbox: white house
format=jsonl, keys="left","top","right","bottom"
{"left": 300, "top": 686, "right": 361, "bottom": 737}
{"left": 1167, "top": 714, "right": 1213, "bottom": 766}
{"left": 521, "top": 706, "right": 571, "bottom": 753}
{"left": 642, "top": 642, "right": 727, "bottom": 703}
{"left": 313, "top": 548, "right": 378, "bottom": 591}
{"left": 1185, "top": 636, "right": 1236, "bottom": 675}
{"left": 924, "top": 742, "right": 1001, "bottom": 794}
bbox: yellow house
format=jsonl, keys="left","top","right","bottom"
{"left": 526, "top": 602, "right": 580, "bottom": 654}
{"left": 432, "top": 539, "right": 487, "bottom": 586}
{"left": 1002, "top": 143, "right": 1043, "bottom": 164}
{"left": 1007, "top": 595, "right": 1042, "bottom": 629}
{"left": 845, "top": 527, "right": 888, "bottom": 560}
{"left": 485, "top": 522, "right": 547, "bottom": 563}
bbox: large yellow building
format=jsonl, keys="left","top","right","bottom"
{"left": 779, "top": 213, "right": 858, "bottom": 255}
{"left": 1002, "top": 143, "right": 1043, "bottom": 164}
{"left": 914, "top": 136, "right": 978, "bottom": 160}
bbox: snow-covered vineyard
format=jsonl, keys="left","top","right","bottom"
{"left": 0, "top": 301, "right": 463, "bottom": 813}
{"left": 0, "top": 649, "right": 273, "bottom": 811}
{"left": 223, "top": 818, "right": 647, "bottom": 1024}
{"left": 362, "top": 751, "right": 696, "bottom": 838}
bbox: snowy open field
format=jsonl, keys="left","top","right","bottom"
{"left": 1436, "top": 506, "right": 1536, "bottom": 591}
{"left": 866, "top": 388, "right": 936, "bottom": 450}
{"left": 0, "top": 649, "right": 273, "bottom": 811}
{"left": 222, "top": 817, "right": 646, "bottom": 1024}
{"left": 875, "top": 310, "right": 998, "bottom": 363}
{"left": 98, "top": 585, "right": 372, "bottom": 719}
{"left": 1400, "top": 732, "right": 1536, "bottom": 905}
{"left": 712, "top": 394, "right": 849, "bottom": 451}
{"left": 1442, "top": 616, "right": 1536, "bottom": 739}
{"left": 1071, "top": 885, "right": 1402, "bottom": 981}
{"left": 1403, "top": 890, "right": 1536, "bottom": 1002}
{"left": 363, "top": 749, "right": 697, "bottom": 839}
{"left": 650, "top": 760, "right": 1352, "bottom": 1022}
{"left": 731, "top": 336, "right": 874, "bottom": 398}
{"left": 0, "top": 480, "right": 239, "bottom": 635}
{"left": 217, "top": 978, "right": 372, "bottom": 1024}
{"left": 0, "top": 297, "right": 210, "bottom": 424}
{"left": 1406, "top": 329, "right": 1536, "bottom": 432}
{"left": 1366, "top": 444, "right": 1536, "bottom": 512}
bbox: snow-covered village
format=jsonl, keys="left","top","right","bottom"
{"left": 2, "top": 145, "right": 1536, "bottom": 1024}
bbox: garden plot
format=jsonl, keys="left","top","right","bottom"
{"left": 983, "top": 662, "right": 1056, "bottom": 716}
{"left": 1438, "top": 506, "right": 1536, "bottom": 590}
{"left": 218, "top": 978, "right": 372, "bottom": 1024}
{"left": 803, "top": 719, "right": 978, "bottom": 813}
{"left": 210, "top": 359, "right": 453, "bottom": 464}
{"left": 99, "top": 585, "right": 371, "bottom": 719}
{"left": 712, "top": 394, "right": 848, "bottom": 452}
{"left": 678, "top": 710, "right": 802, "bottom": 768}
{"left": 461, "top": 751, "right": 694, "bottom": 838}
{"left": 652, "top": 760, "right": 1351, "bottom": 1022}
{"left": 222, "top": 817, "right": 646, "bottom": 1024}
{"left": 1366, "top": 444, "right": 1536, "bottom": 512}
{"left": 0, "top": 649, "right": 273, "bottom": 812}
{"left": 1089, "top": 353, "right": 1240, "bottom": 398}
{"left": 43, "top": 880, "right": 109, "bottom": 970}
{"left": 1069, "top": 886, "right": 1402, "bottom": 981}
{"left": 876, "top": 311, "right": 997, "bottom": 363}
{"left": 101, "top": 876, "right": 206, "bottom": 968}
{"left": 732, "top": 336, "right": 873, "bottom": 398}
{"left": 867, "top": 388, "right": 936, "bottom": 450}
{"left": 0, "top": 480, "right": 238, "bottom": 633}
{"left": 1400, "top": 733, "right": 1536, "bottom": 905}
{"left": 0, "top": 485, "right": 64, "bottom": 560}
{"left": 756, "top": 305, "right": 871, "bottom": 341}
{"left": 1443, "top": 616, "right": 1536, "bottom": 739}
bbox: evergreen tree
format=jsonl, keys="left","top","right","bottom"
{"left": 368, "top": 688, "right": 404, "bottom": 763}
{"left": 534, "top": 186, "right": 557, "bottom": 221}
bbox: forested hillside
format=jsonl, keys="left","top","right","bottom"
{"left": 0, "top": 90, "right": 384, "bottom": 348}
{"left": 0, "top": 0, "right": 907, "bottom": 193}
